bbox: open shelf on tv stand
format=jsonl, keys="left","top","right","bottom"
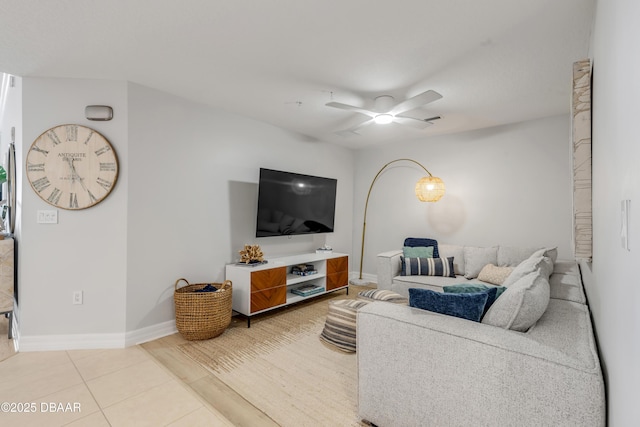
{"left": 225, "top": 252, "right": 349, "bottom": 327}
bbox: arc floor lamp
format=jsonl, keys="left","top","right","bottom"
{"left": 351, "top": 158, "right": 445, "bottom": 285}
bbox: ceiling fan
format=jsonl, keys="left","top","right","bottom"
{"left": 326, "top": 90, "right": 442, "bottom": 135}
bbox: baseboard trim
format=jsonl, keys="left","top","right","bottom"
{"left": 18, "top": 320, "right": 178, "bottom": 352}
{"left": 125, "top": 320, "right": 178, "bottom": 347}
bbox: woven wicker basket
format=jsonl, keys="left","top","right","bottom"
{"left": 174, "top": 278, "right": 232, "bottom": 340}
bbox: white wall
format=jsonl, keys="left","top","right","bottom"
{"left": 125, "top": 83, "right": 354, "bottom": 332}
{"left": 587, "top": 0, "right": 640, "bottom": 425}
{"left": 353, "top": 114, "right": 573, "bottom": 279}
{"left": 18, "top": 78, "right": 129, "bottom": 349}
{"left": 9, "top": 77, "right": 353, "bottom": 349}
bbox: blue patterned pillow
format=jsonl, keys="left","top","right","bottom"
{"left": 443, "top": 284, "right": 503, "bottom": 316}
{"left": 400, "top": 256, "right": 455, "bottom": 277}
{"left": 409, "top": 288, "right": 490, "bottom": 322}
{"left": 404, "top": 237, "right": 439, "bottom": 258}
{"left": 443, "top": 283, "right": 506, "bottom": 297}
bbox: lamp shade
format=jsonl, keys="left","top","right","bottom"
{"left": 415, "top": 176, "right": 445, "bottom": 202}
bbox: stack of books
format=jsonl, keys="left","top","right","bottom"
{"left": 291, "top": 264, "right": 317, "bottom": 276}
{"left": 291, "top": 284, "right": 324, "bottom": 297}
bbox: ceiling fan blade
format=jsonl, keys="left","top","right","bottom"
{"left": 389, "top": 90, "right": 442, "bottom": 115}
{"left": 394, "top": 117, "right": 433, "bottom": 129}
{"left": 394, "top": 115, "right": 441, "bottom": 129}
{"left": 335, "top": 118, "right": 374, "bottom": 136}
{"left": 326, "top": 102, "right": 377, "bottom": 118}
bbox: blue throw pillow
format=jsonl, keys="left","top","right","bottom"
{"left": 408, "top": 288, "right": 489, "bottom": 322}
{"left": 443, "top": 284, "right": 505, "bottom": 315}
{"left": 404, "top": 237, "right": 439, "bottom": 258}
{"left": 400, "top": 256, "right": 455, "bottom": 277}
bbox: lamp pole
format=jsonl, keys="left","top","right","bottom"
{"left": 351, "top": 158, "right": 443, "bottom": 285}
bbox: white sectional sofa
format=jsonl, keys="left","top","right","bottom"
{"left": 357, "top": 242, "right": 605, "bottom": 426}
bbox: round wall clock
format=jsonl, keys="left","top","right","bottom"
{"left": 26, "top": 124, "right": 119, "bottom": 210}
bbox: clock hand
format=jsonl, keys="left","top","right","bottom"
{"left": 66, "top": 158, "right": 88, "bottom": 191}
{"left": 72, "top": 160, "right": 89, "bottom": 192}
{"left": 63, "top": 157, "right": 77, "bottom": 184}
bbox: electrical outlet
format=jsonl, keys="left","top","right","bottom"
{"left": 72, "top": 291, "right": 83, "bottom": 305}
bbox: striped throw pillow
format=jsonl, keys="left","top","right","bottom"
{"left": 357, "top": 289, "right": 408, "bottom": 304}
{"left": 401, "top": 256, "right": 456, "bottom": 277}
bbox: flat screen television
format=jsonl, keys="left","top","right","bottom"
{"left": 256, "top": 168, "right": 337, "bottom": 237}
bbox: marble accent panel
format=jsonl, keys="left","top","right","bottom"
{"left": 0, "top": 238, "right": 14, "bottom": 311}
{"left": 572, "top": 60, "right": 592, "bottom": 260}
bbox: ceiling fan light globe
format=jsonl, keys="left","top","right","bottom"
{"left": 374, "top": 114, "right": 394, "bottom": 125}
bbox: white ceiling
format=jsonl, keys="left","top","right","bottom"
{"left": 0, "top": 0, "right": 595, "bottom": 149}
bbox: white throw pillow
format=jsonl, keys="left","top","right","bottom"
{"left": 481, "top": 269, "right": 550, "bottom": 332}
{"left": 503, "top": 254, "right": 550, "bottom": 287}
{"left": 463, "top": 246, "right": 498, "bottom": 279}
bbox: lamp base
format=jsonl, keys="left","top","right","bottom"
{"left": 349, "top": 278, "right": 372, "bottom": 286}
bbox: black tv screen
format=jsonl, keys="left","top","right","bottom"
{"left": 256, "top": 168, "right": 337, "bottom": 237}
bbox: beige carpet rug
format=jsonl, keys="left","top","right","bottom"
{"left": 178, "top": 285, "right": 373, "bottom": 427}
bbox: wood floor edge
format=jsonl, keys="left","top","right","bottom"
{"left": 140, "top": 336, "right": 280, "bottom": 427}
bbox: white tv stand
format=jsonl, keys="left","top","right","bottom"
{"left": 225, "top": 252, "right": 349, "bottom": 327}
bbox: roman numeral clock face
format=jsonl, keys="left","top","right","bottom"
{"left": 26, "top": 124, "right": 119, "bottom": 210}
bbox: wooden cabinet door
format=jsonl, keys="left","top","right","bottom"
{"left": 327, "top": 256, "right": 348, "bottom": 275}
{"left": 326, "top": 256, "right": 348, "bottom": 290}
{"left": 251, "top": 286, "right": 287, "bottom": 313}
{"left": 250, "top": 267, "right": 286, "bottom": 313}
{"left": 251, "top": 267, "right": 286, "bottom": 292}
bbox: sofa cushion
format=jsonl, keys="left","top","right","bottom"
{"left": 497, "top": 246, "right": 540, "bottom": 267}
{"left": 477, "top": 263, "right": 514, "bottom": 285}
{"left": 392, "top": 275, "right": 489, "bottom": 298}
{"left": 543, "top": 247, "right": 558, "bottom": 263}
{"left": 408, "top": 288, "right": 489, "bottom": 322}
{"left": 404, "top": 237, "right": 439, "bottom": 258}
{"left": 463, "top": 246, "right": 498, "bottom": 279}
{"left": 549, "top": 272, "right": 586, "bottom": 304}
{"left": 438, "top": 244, "right": 465, "bottom": 276}
{"left": 481, "top": 269, "right": 550, "bottom": 332}
{"left": 402, "top": 246, "right": 433, "bottom": 258}
{"left": 503, "top": 253, "right": 551, "bottom": 287}
{"left": 400, "top": 256, "right": 455, "bottom": 277}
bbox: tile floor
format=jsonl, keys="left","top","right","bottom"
{"left": 0, "top": 345, "right": 236, "bottom": 426}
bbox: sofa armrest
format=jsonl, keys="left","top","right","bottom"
{"left": 376, "top": 250, "right": 402, "bottom": 290}
{"left": 357, "top": 302, "right": 605, "bottom": 427}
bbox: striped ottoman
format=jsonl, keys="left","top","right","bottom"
{"left": 357, "top": 289, "right": 408, "bottom": 305}
{"left": 320, "top": 299, "right": 369, "bottom": 352}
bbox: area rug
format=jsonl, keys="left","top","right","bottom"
{"left": 178, "top": 285, "right": 373, "bottom": 427}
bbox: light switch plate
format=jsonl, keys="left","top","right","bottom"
{"left": 37, "top": 210, "right": 58, "bottom": 224}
